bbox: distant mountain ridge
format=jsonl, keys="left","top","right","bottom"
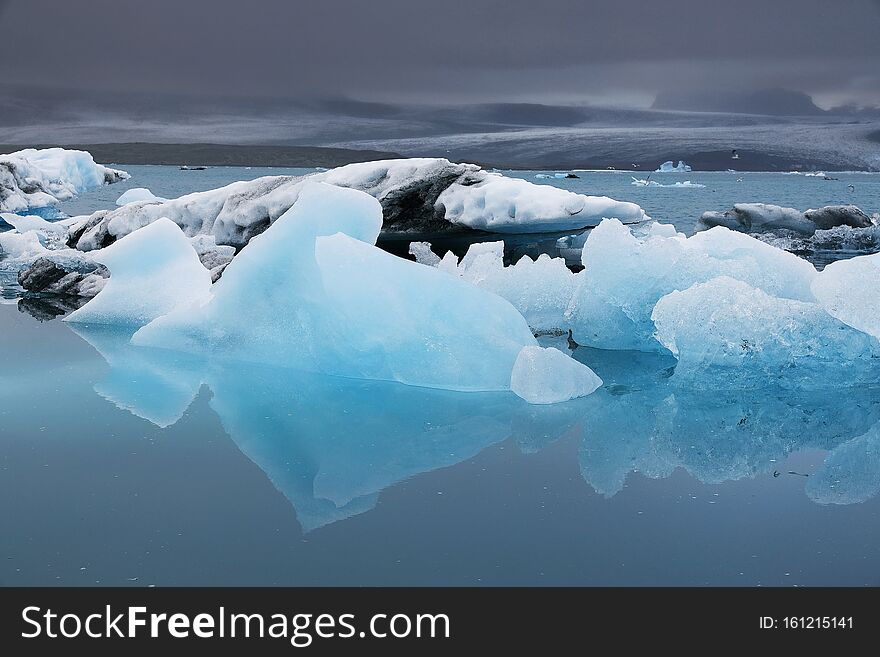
{"left": 652, "top": 88, "right": 825, "bottom": 116}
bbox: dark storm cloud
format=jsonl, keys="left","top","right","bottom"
{"left": 1, "top": 0, "right": 879, "bottom": 106}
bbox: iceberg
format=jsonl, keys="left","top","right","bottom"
{"left": 436, "top": 173, "right": 641, "bottom": 233}
{"left": 567, "top": 219, "right": 818, "bottom": 351}
{"left": 698, "top": 203, "right": 873, "bottom": 235}
{"left": 510, "top": 346, "right": 602, "bottom": 404}
{"left": 655, "top": 160, "right": 692, "bottom": 173}
{"left": 66, "top": 158, "right": 647, "bottom": 252}
{"left": 65, "top": 218, "right": 213, "bottom": 327}
{"left": 0, "top": 212, "right": 67, "bottom": 234}
{"left": 811, "top": 252, "right": 880, "bottom": 339}
{"left": 0, "top": 148, "right": 128, "bottom": 212}
{"left": 115, "top": 187, "right": 167, "bottom": 206}
{"left": 17, "top": 254, "right": 108, "bottom": 297}
{"left": 651, "top": 277, "right": 880, "bottom": 388}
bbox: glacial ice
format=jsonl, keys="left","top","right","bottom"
{"left": 811, "top": 252, "right": 880, "bottom": 339}
{"left": 66, "top": 158, "right": 648, "bottom": 252}
{"left": 131, "top": 182, "right": 580, "bottom": 397}
{"left": 116, "top": 187, "right": 168, "bottom": 206}
{"left": 0, "top": 148, "right": 128, "bottom": 212}
{"left": 510, "top": 346, "right": 602, "bottom": 404}
{"left": 567, "top": 219, "right": 818, "bottom": 351}
{"left": 655, "top": 160, "right": 692, "bottom": 173}
{"left": 651, "top": 277, "right": 880, "bottom": 387}
{"left": 408, "top": 240, "right": 442, "bottom": 267}
{"left": 0, "top": 212, "right": 67, "bottom": 234}
{"left": 65, "top": 218, "right": 213, "bottom": 327}
{"left": 415, "top": 240, "right": 578, "bottom": 334}
{"left": 698, "top": 203, "right": 873, "bottom": 234}
{"left": 436, "top": 173, "right": 643, "bottom": 233}
{"left": 631, "top": 177, "right": 705, "bottom": 188}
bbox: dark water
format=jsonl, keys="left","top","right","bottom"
{"left": 2, "top": 304, "right": 879, "bottom": 586}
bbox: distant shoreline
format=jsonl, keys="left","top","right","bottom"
{"left": 1, "top": 142, "right": 873, "bottom": 172}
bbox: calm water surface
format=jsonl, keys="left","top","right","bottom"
{"left": 1, "top": 304, "right": 879, "bottom": 586}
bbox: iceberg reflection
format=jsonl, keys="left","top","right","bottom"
{"left": 70, "top": 327, "right": 880, "bottom": 531}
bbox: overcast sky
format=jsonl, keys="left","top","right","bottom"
{"left": 1, "top": 0, "right": 878, "bottom": 108}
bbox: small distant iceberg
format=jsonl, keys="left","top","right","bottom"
{"left": 0, "top": 147, "right": 128, "bottom": 212}
{"left": 655, "top": 160, "right": 692, "bottom": 173}
{"left": 631, "top": 177, "right": 705, "bottom": 188}
{"left": 116, "top": 187, "right": 168, "bottom": 206}
{"left": 535, "top": 172, "right": 579, "bottom": 180}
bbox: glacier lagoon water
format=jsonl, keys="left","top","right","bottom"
{"left": 2, "top": 302, "right": 880, "bottom": 586}
{"left": 2, "top": 166, "right": 880, "bottom": 585}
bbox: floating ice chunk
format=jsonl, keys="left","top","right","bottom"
{"left": 806, "top": 424, "right": 880, "bottom": 505}
{"left": 811, "top": 252, "right": 880, "bottom": 339}
{"left": 651, "top": 277, "right": 880, "bottom": 388}
{"left": 438, "top": 173, "right": 646, "bottom": 233}
{"left": 134, "top": 182, "right": 542, "bottom": 393}
{"left": 65, "top": 218, "right": 212, "bottom": 327}
{"left": 0, "top": 148, "right": 128, "bottom": 212}
{"left": 631, "top": 177, "right": 704, "bottom": 188}
{"left": 698, "top": 203, "right": 872, "bottom": 234}
{"left": 510, "top": 346, "right": 602, "bottom": 404}
{"left": 0, "top": 230, "right": 48, "bottom": 260}
{"left": 408, "top": 240, "right": 442, "bottom": 267}
{"left": 0, "top": 213, "right": 67, "bottom": 234}
{"left": 655, "top": 160, "right": 691, "bottom": 173}
{"left": 567, "top": 219, "right": 818, "bottom": 351}
{"left": 116, "top": 187, "right": 167, "bottom": 206}
{"left": 17, "top": 253, "right": 108, "bottom": 297}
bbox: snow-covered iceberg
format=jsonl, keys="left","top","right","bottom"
{"left": 655, "top": 160, "right": 692, "bottom": 173}
{"left": 65, "top": 218, "right": 213, "bottom": 327}
{"left": 0, "top": 148, "right": 128, "bottom": 212}
{"left": 115, "top": 187, "right": 167, "bottom": 206}
{"left": 651, "top": 277, "right": 880, "bottom": 388}
{"left": 66, "top": 158, "right": 647, "bottom": 251}
{"left": 566, "top": 219, "right": 818, "bottom": 351}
